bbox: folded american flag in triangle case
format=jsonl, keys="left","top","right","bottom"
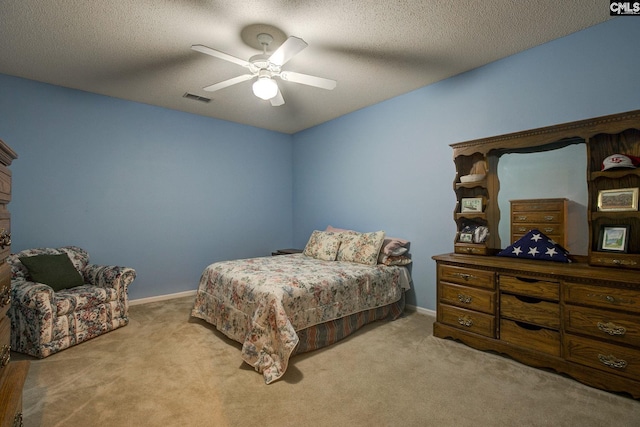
{"left": 497, "top": 229, "right": 571, "bottom": 263}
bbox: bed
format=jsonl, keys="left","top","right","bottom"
{"left": 191, "top": 228, "right": 412, "bottom": 383}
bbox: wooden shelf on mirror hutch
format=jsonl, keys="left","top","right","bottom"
{"left": 436, "top": 109, "right": 640, "bottom": 399}
{"left": 453, "top": 152, "right": 494, "bottom": 254}
{"left": 587, "top": 128, "right": 640, "bottom": 270}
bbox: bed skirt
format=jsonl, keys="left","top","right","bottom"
{"left": 293, "top": 292, "right": 406, "bottom": 355}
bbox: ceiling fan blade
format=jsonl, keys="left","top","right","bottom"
{"left": 279, "top": 71, "right": 337, "bottom": 90}
{"left": 268, "top": 36, "right": 308, "bottom": 67}
{"left": 202, "top": 74, "right": 254, "bottom": 92}
{"left": 270, "top": 89, "right": 285, "bottom": 106}
{"left": 191, "top": 44, "right": 252, "bottom": 68}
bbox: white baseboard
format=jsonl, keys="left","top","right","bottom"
{"left": 130, "top": 290, "right": 436, "bottom": 317}
{"left": 405, "top": 304, "right": 436, "bottom": 318}
{"left": 129, "top": 290, "right": 197, "bottom": 306}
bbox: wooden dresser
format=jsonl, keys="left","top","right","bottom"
{"left": 0, "top": 139, "right": 27, "bottom": 427}
{"left": 438, "top": 110, "right": 640, "bottom": 398}
{"left": 433, "top": 253, "right": 640, "bottom": 398}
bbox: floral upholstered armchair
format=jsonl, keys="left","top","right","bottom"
{"left": 7, "top": 246, "right": 136, "bottom": 358}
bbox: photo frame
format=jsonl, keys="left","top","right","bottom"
{"left": 597, "top": 188, "right": 639, "bottom": 212}
{"left": 458, "top": 233, "right": 473, "bottom": 243}
{"left": 597, "top": 225, "right": 630, "bottom": 253}
{"left": 461, "top": 197, "right": 483, "bottom": 213}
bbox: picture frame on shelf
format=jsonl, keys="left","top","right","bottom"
{"left": 597, "top": 225, "right": 630, "bottom": 253}
{"left": 461, "top": 197, "right": 483, "bottom": 213}
{"left": 458, "top": 233, "right": 473, "bottom": 243}
{"left": 597, "top": 188, "right": 639, "bottom": 212}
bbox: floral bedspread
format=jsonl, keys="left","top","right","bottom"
{"left": 191, "top": 253, "right": 410, "bottom": 384}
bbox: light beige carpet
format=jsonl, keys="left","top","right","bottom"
{"left": 15, "top": 296, "right": 640, "bottom": 426}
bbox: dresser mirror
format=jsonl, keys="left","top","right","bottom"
{"left": 496, "top": 142, "right": 589, "bottom": 255}
{"left": 451, "top": 109, "right": 640, "bottom": 260}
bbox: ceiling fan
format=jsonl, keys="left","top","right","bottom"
{"left": 192, "top": 33, "right": 336, "bottom": 106}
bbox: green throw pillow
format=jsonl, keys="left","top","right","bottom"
{"left": 19, "top": 253, "right": 84, "bottom": 291}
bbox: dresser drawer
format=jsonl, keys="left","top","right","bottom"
{"left": 588, "top": 252, "right": 640, "bottom": 270}
{"left": 564, "top": 334, "right": 640, "bottom": 381}
{"left": 565, "top": 305, "right": 640, "bottom": 347}
{"left": 500, "top": 319, "right": 560, "bottom": 356}
{"left": 511, "top": 199, "right": 566, "bottom": 213}
{"left": 453, "top": 243, "right": 490, "bottom": 256}
{"left": 500, "top": 293, "right": 560, "bottom": 328}
{"left": 439, "top": 264, "right": 495, "bottom": 290}
{"left": 438, "top": 304, "right": 495, "bottom": 338}
{"left": 564, "top": 283, "right": 640, "bottom": 314}
{"left": 511, "top": 223, "right": 565, "bottom": 237}
{"left": 499, "top": 275, "right": 559, "bottom": 301}
{"left": 439, "top": 282, "right": 495, "bottom": 314}
{"left": 511, "top": 212, "right": 563, "bottom": 224}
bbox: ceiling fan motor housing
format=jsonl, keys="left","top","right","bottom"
{"left": 192, "top": 30, "right": 336, "bottom": 106}
{"left": 248, "top": 54, "right": 275, "bottom": 74}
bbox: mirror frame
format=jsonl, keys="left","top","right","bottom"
{"left": 450, "top": 109, "right": 640, "bottom": 251}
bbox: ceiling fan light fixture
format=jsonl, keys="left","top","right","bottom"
{"left": 252, "top": 76, "right": 278, "bottom": 100}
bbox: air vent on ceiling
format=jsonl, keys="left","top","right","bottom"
{"left": 183, "top": 92, "right": 211, "bottom": 103}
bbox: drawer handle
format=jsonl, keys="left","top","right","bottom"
{"left": 517, "top": 227, "right": 527, "bottom": 232}
{"left": 598, "top": 354, "right": 628, "bottom": 370}
{"left": 544, "top": 215, "right": 554, "bottom": 221}
{"left": 587, "top": 293, "right": 634, "bottom": 306}
{"left": 517, "top": 216, "right": 527, "bottom": 221}
{"left": 0, "top": 344, "right": 10, "bottom": 368}
{"left": 453, "top": 273, "right": 474, "bottom": 281}
{"left": 543, "top": 227, "right": 554, "bottom": 233}
{"left": 457, "top": 294, "right": 473, "bottom": 304}
{"left": 457, "top": 316, "right": 474, "bottom": 327}
{"left": 597, "top": 321, "right": 626, "bottom": 336}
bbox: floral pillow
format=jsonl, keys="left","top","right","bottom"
{"left": 336, "top": 230, "right": 386, "bottom": 266}
{"left": 378, "top": 254, "right": 412, "bottom": 266}
{"left": 327, "top": 226, "right": 410, "bottom": 262}
{"left": 303, "top": 230, "right": 342, "bottom": 261}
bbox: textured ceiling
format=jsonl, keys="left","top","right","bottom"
{"left": 0, "top": 1, "right": 612, "bottom": 134}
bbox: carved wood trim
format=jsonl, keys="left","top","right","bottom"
{"left": 451, "top": 109, "right": 640, "bottom": 157}
{"left": 0, "top": 140, "right": 18, "bottom": 167}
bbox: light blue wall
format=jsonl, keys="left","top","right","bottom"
{"left": 1, "top": 19, "right": 639, "bottom": 309}
{"left": 292, "top": 18, "right": 640, "bottom": 310}
{"left": 0, "top": 76, "right": 293, "bottom": 300}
